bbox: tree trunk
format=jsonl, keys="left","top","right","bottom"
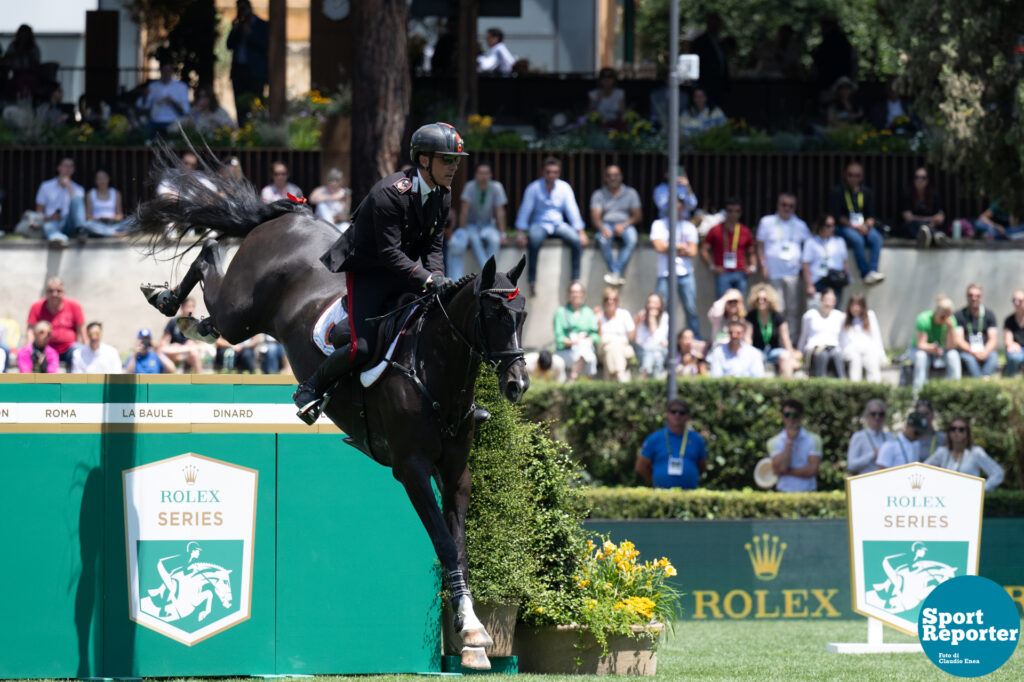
{"left": 351, "top": 0, "right": 410, "bottom": 203}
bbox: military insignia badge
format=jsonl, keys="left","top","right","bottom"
{"left": 393, "top": 178, "right": 413, "bottom": 193}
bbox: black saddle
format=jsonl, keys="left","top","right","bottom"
{"left": 329, "top": 293, "right": 420, "bottom": 370}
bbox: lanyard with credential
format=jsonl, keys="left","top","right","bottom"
{"left": 966, "top": 306, "right": 986, "bottom": 336}
{"left": 844, "top": 190, "right": 864, "bottom": 214}
{"left": 729, "top": 225, "right": 741, "bottom": 252}
{"left": 665, "top": 427, "right": 689, "bottom": 463}
{"left": 759, "top": 318, "right": 773, "bottom": 346}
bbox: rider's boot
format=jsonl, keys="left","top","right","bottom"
{"left": 472, "top": 402, "right": 491, "bottom": 424}
{"left": 293, "top": 346, "right": 354, "bottom": 425}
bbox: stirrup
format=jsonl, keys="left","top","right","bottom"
{"left": 472, "top": 402, "right": 491, "bottom": 424}
{"left": 176, "top": 315, "right": 220, "bottom": 343}
{"left": 296, "top": 397, "right": 325, "bottom": 426}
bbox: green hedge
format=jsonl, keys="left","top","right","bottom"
{"left": 521, "top": 378, "right": 1024, "bottom": 491}
{"left": 583, "top": 487, "right": 1024, "bottom": 519}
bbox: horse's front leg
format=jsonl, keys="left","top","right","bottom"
{"left": 197, "top": 592, "right": 213, "bottom": 622}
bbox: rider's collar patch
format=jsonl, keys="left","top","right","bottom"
{"left": 393, "top": 178, "right": 413, "bottom": 193}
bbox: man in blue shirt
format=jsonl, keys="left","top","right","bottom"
{"left": 514, "top": 156, "right": 587, "bottom": 296}
{"left": 126, "top": 329, "right": 175, "bottom": 374}
{"left": 652, "top": 166, "right": 698, "bottom": 219}
{"left": 636, "top": 398, "right": 708, "bottom": 489}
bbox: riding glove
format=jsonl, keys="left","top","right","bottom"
{"left": 425, "top": 274, "right": 455, "bottom": 295}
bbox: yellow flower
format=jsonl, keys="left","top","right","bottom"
{"left": 603, "top": 541, "right": 617, "bottom": 554}
{"left": 468, "top": 113, "right": 482, "bottom": 125}
{"left": 665, "top": 564, "right": 677, "bottom": 577}
{"left": 534, "top": 606, "right": 544, "bottom": 613}
{"left": 578, "top": 579, "right": 591, "bottom": 588}
{"left": 480, "top": 115, "right": 493, "bottom": 128}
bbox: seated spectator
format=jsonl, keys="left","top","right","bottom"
{"left": 635, "top": 398, "right": 708, "bottom": 490}
{"left": 846, "top": 399, "right": 894, "bottom": 474}
{"left": 633, "top": 293, "right": 669, "bottom": 379}
{"left": 261, "top": 161, "right": 303, "bottom": 203}
{"left": 924, "top": 417, "right": 1004, "bottom": 491}
{"left": 136, "top": 59, "right": 190, "bottom": 138}
{"left": 953, "top": 283, "right": 999, "bottom": 379}
{"left": 71, "top": 321, "right": 122, "bottom": 374}
{"left": 590, "top": 164, "right": 641, "bottom": 286}
{"left": 870, "top": 80, "right": 918, "bottom": 132}
{"left": 35, "top": 157, "right": 86, "bottom": 247}
{"left": 309, "top": 167, "right": 352, "bottom": 233}
{"left": 797, "top": 288, "right": 846, "bottom": 378}
{"left": 159, "top": 297, "right": 203, "bottom": 372}
{"left": 553, "top": 281, "right": 599, "bottom": 381}
{"left": 214, "top": 336, "right": 258, "bottom": 373}
{"left": 700, "top": 197, "right": 757, "bottom": 298}
{"left": 595, "top": 287, "right": 634, "bottom": 382}
{"left": 830, "top": 161, "right": 885, "bottom": 285}
{"left": 746, "top": 283, "right": 800, "bottom": 377}
{"left": 901, "top": 166, "right": 946, "bottom": 246}
{"left": 515, "top": 156, "right": 586, "bottom": 297}
{"left": 652, "top": 195, "right": 701, "bottom": 336}
{"left": 675, "top": 329, "right": 708, "bottom": 376}
{"left": 17, "top": 321, "right": 59, "bottom": 373}
{"left": 876, "top": 411, "right": 929, "bottom": 469}
{"left": 27, "top": 277, "right": 84, "bottom": 369}
{"left": 157, "top": 151, "right": 217, "bottom": 197}
{"left": 587, "top": 67, "right": 625, "bottom": 127}
{"left": 220, "top": 155, "right": 245, "bottom": 183}
{"left": 653, "top": 166, "right": 698, "bottom": 220}
{"left": 910, "top": 296, "right": 962, "bottom": 391}
{"left": 525, "top": 349, "right": 567, "bottom": 384}
{"left": 1005, "top": 289, "right": 1024, "bottom": 377}
{"left": 37, "top": 86, "right": 69, "bottom": 127}
{"left": 826, "top": 76, "right": 863, "bottom": 126}
{"left": 708, "top": 289, "right": 748, "bottom": 346}
{"left": 802, "top": 214, "right": 850, "bottom": 306}
{"left": 0, "top": 317, "right": 16, "bottom": 373}
{"left": 126, "top": 329, "right": 174, "bottom": 374}
{"left": 259, "top": 334, "right": 288, "bottom": 374}
{"left": 78, "top": 92, "right": 109, "bottom": 127}
{"left": 82, "top": 169, "right": 128, "bottom": 237}
{"left": 187, "top": 88, "right": 235, "bottom": 132}
{"left": 680, "top": 87, "right": 726, "bottom": 135}
{"left": 757, "top": 192, "right": 811, "bottom": 336}
{"left": 451, "top": 162, "right": 506, "bottom": 279}
{"left": 768, "top": 399, "right": 821, "bottom": 492}
{"left": 840, "top": 294, "right": 886, "bottom": 382}
{"left": 476, "top": 27, "right": 516, "bottom": 75}
{"left": 913, "top": 398, "right": 947, "bottom": 462}
{"left": 971, "top": 200, "right": 1024, "bottom": 241}
{"left": 709, "top": 319, "right": 765, "bottom": 378}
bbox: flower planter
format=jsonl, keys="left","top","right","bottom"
{"left": 514, "top": 622, "right": 664, "bottom": 675}
{"left": 443, "top": 601, "right": 519, "bottom": 657}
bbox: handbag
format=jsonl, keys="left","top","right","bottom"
{"left": 826, "top": 268, "right": 850, "bottom": 288}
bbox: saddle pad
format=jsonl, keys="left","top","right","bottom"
{"left": 360, "top": 305, "right": 419, "bottom": 388}
{"left": 312, "top": 295, "right": 347, "bottom": 356}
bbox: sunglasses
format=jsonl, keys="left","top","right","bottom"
{"left": 668, "top": 409, "right": 689, "bottom": 416}
{"left": 783, "top": 411, "right": 802, "bottom": 419}
{"left": 916, "top": 399, "right": 932, "bottom": 408}
{"left": 867, "top": 411, "right": 886, "bottom": 417}
{"left": 437, "top": 155, "right": 462, "bottom": 166}
{"left": 46, "top": 289, "right": 64, "bottom": 294}
{"left": 949, "top": 426, "right": 967, "bottom": 433}
{"left": 914, "top": 174, "right": 928, "bottom": 179}
{"left": 779, "top": 202, "right": 795, "bottom": 208}
{"left": 273, "top": 171, "right": 287, "bottom": 176}
{"left": 1012, "top": 298, "right": 1023, "bottom": 304}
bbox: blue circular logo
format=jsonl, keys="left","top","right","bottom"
{"left": 918, "top": 575, "right": 1020, "bottom": 677}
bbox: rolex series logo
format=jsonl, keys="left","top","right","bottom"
{"left": 745, "top": 534, "right": 786, "bottom": 581}
{"left": 909, "top": 473, "right": 924, "bottom": 490}
{"left": 183, "top": 464, "right": 199, "bottom": 486}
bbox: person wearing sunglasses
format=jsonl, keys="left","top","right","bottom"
{"left": 830, "top": 160, "right": 886, "bottom": 285}
{"left": 636, "top": 398, "right": 708, "bottom": 490}
{"left": 876, "top": 411, "right": 929, "bottom": 469}
{"left": 846, "top": 399, "right": 894, "bottom": 474}
{"left": 953, "top": 283, "right": 999, "bottom": 379}
{"left": 768, "top": 399, "right": 822, "bottom": 492}
{"left": 260, "top": 161, "right": 303, "bottom": 204}
{"left": 1004, "top": 289, "right": 1024, "bottom": 377}
{"left": 924, "top": 417, "right": 1004, "bottom": 491}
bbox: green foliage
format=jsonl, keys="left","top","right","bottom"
{"left": 129, "top": 0, "right": 220, "bottom": 89}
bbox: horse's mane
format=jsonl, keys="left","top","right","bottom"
{"left": 187, "top": 562, "right": 228, "bottom": 574}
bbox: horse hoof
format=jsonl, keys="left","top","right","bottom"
{"left": 462, "top": 627, "right": 494, "bottom": 649}
{"left": 141, "top": 283, "right": 178, "bottom": 316}
{"left": 176, "top": 316, "right": 220, "bottom": 344}
{"left": 460, "top": 646, "right": 490, "bottom": 670}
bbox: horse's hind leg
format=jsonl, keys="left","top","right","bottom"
{"left": 142, "top": 239, "right": 222, "bottom": 317}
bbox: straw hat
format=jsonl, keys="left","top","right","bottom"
{"left": 753, "top": 457, "right": 778, "bottom": 489}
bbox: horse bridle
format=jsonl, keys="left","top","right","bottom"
{"left": 436, "top": 286, "right": 526, "bottom": 375}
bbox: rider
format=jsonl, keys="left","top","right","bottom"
{"left": 293, "top": 122, "right": 470, "bottom": 424}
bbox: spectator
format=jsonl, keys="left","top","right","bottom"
{"left": 187, "top": 88, "right": 236, "bottom": 132}
{"left": 870, "top": 80, "right": 918, "bottom": 132}
{"left": 515, "top": 157, "right": 586, "bottom": 297}
{"left": 17, "top": 321, "right": 58, "bottom": 373}
{"left": 37, "top": 86, "right": 69, "bottom": 127}
{"left": 4, "top": 24, "right": 42, "bottom": 98}
{"left": 126, "top": 329, "right": 175, "bottom": 374}
{"left": 27, "top": 277, "right": 84, "bottom": 369}
{"left": 924, "top": 417, "right": 1004, "bottom": 491}
{"left": 309, "top": 167, "right": 352, "bottom": 233}
{"left": 1004, "top": 289, "right": 1024, "bottom": 377}
{"left": 797, "top": 288, "right": 846, "bottom": 378}
{"left": 652, "top": 195, "right": 701, "bottom": 336}
{"left": 846, "top": 399, "right": 895, "bottom": 474}
{"left": 136, "top": 59, "right": 190, "bottom": 138}
{"left": 680, "top": 87, "right": 726, "bottom": 135}
{"left": 913, "top": 399, "right": 947, "bottom": 462}
{"left": 901, "top": 166, "right": 946, "bottom": 246}
{"left": 525, "top": 349, "right": 567, "bottom": 384}
{"left": 476, "top": 27, "right": 516, "bottom": 75}
{"left": 757, "top": 192, "right": 811, "bottom": 337}
{"left": 227, "top": 0, "right": 269, "bottom": 118}
{"left": 636, "top": 398, "right": 708, "bottom": 490}
{"left": 221, "top": 155, "right": 245, "bottom": 183}
{"left": 261, "top": 161, "right": 303, "bottom": 203}
{"left": 746, "top": 283, "right": 800, "bottom": 377}
{"left": 876, "top": 412, "right": 930, "bottom": 469}
{"left": 553, "top": 281, "right": 599, "bottom": 381}
{"left": 840, "top": 294, "right": 886, "bottom": 383}
{"left": 708, "top": 319, "right": 765, "bottom": 378}
{"left": 802, "top": 214, "right": 850, "bottom": 306}
{"left": 595, "top": 287, "right": 634, "bottom": 382}
{"left": 71, "top": 321, "right": 123, "bottom": 374}
{"left": 157, "top": 151, "right": 217, "bottom": 197}
{"left": 825, "top": 76, "right": 863, "bottom": 126}
{"left": 159, "top": 297, "right": 203, "bottom": 373}
{"left": 675, "top": 329, "right": 708, "bottom": 376}
{"left": 590, "top": 164, "right": 641, "bottom": 286}
{"left": 35, "top": 157, "right": 86, "bottom": 247}
{"left": 911, "top": 296, "right": 962, "bottom": 391}
{"left": 633, "top": 293, "right": 669, "bottom": 379}
{"left": 701, "top": 197, "right": 757, "bottom": 298}
{"left": 214, "top": 336, "right": 258, "bottom": 372}
{"left": 953, "top": 284, "right": 999, "bottom": 379}
{"left": 587, "top": 67, "right": 626, "bottom": 126}
{"left": 653, "top": 166, "right": 698, "bottom": 220}
{"left": 769, "top": 399, "right": 822, "bottom": 492}
{"left": 831, "top": 161, "right": 885, "bottom": 285}
{"left": 708, "top": 288, "right": 749, "bottom": 346}
{"left": 971, "top": 200, "right": 1024, "bottom": 241}
{"left": 82, "top": 169, "right": 128, "bottom": 237}
{"left": 692, "top": 13, "right": 728, "bottom": 107}
{"left": 452, "top": 162, "right": 506, "bottom": 280}
{"left": 259, "top": 334, "right": 288, "bottom": 374}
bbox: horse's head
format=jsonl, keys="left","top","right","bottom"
{"left": 206, "top": 567, "right": 233, "bottom": 609}
{"left": 472, "top": 255, "right": 530, "bottom": 402}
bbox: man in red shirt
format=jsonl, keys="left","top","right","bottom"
{"left": 700, "top": 197, "right": 757, "bottom": 298}
{"left": 26, "top": 277, "right": 85, "bottom": 369}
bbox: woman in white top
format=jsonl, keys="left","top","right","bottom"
{"left": 595, "top": 287, "right": 635, "bottom": 382}
{"left": 802, "top": 214, "right": 849, "bottom": 306}
{"left": 797, "top": 287, "right": 846, "bottom": 377}
{"left": 680, "top": 87, "right": 726, "bottom": 135}
{"left": 840, "top": 293, "right": 886, "bottom": 382}
{"left": 261, "top": 161, "right": 303, "bottom": 203}
{"left": 309, "top": 167, "right": 352, "bottom": 232}
{"left": 924, "top": 417, "right": 1004, "bottom": 491}
{"left": 632, "top": 293, "right": 669, "bottom": 378}
{"left": 82, "top": 169, "right": 127, "bottom": 237}
{"left": 846, "top": 398, "right": 894, "bottom": 474}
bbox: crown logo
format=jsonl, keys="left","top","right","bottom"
{"left": 745, "top": 534, "right": 786, "bottom": 581}
{"left": 182, "top": 464, "right": 198, "bottom": 485}
{"left": 909, "top": 473, "right": 924, "bottom": 490}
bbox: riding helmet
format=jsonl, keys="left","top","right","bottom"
{"left": 410, "top": 122, "right": 469, "bottom": 164}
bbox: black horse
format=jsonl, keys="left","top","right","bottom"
{"left": 131, "top": 151, "right": 530, "bottom": 670}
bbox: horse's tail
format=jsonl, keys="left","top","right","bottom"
{"left": 127, "top": 135, "right": 311, "bottom": 256}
